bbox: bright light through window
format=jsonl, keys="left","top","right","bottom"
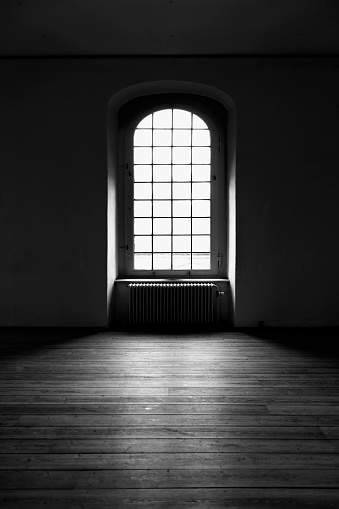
{"left": 133, "top": 109, "right": 211, "bottom": 271}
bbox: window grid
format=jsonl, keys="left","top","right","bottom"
{"left": 133, "top": 108, "right": 211, "bottom": 271}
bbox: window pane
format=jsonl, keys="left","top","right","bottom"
{"left": 153, "top": 235, "right": 171, "bottom": 252}
{"left": 173, "top": 165, "right": 191, "bottom": 181}
{"left": 173, "top": 109, "right": 191, "bottom": 128}
{"left": 153, "top": 253, "right": 171, "bottom": 270}
{"left": 192, "top": 182, "right": 210, "bottom": 199}
{"left": 134, "top": 165, "right": 152, "bottom": 182}
{"left": 173, "top": 183, "right": 191, "bottom": 199}
{"left": 134, "top": 200, "right": 152, "bottom": 217}
{"left": 134, "top": 129, "right": 152, "bottom": 146}
{"left": 192, "top": 200, "right": 210, "bottom": 217}
{"left": 153, "top": 109, "right": 172, "bottom": 128}
{"left": 172, "top": 147, "right": 191, "bottom": 164}
{"left": 153, "top": 218, "right": 171, "bottom": 234}
{"left": 173, "top": 236, "right": 191, "bottom": 252}
{"left": 173, "top": 129, "right": 191, "bottom": 146}
{"left": 134, "top": 147, "right": 152, "bottom": 164}
{"left": 192, "top": 130, "right": 210, "bottom": 146}
{"left": 153, "top": 165, "right": 171, "bottom": 182}
{"left": 153, "top": 183, "right": 171, "bottom": 199}
{"left": 192, "top": 147, "right": 210, "bottom": 164}
{"left": 192, "top": 235, "right": 210, "bottom": 252}
{"left": 134, "top": 236, "right": 152, "bottom": 252}
{"left": 173, "top": 253, "right": 191, "bottom": 270}
{"left": 173, "top": 218, "right": 191, "bottom": 234}
{"left": 134, "top": 253, "right": 152, "bottom": 270}
{"left": 134, "top": 183, "right": 152, "bottom": 200}
{"left": 192, "top": 165, "right": 210, "bottom": 181}
{"left": 137, "top": 114, "right": 152, "bottom": 128}
{"left": 153, "top": 130, "right": 171, "bottom": 146}
{"left": 134, "top": 218, "right": 152, "bottom": 235}
{"left": 153, "top": 200, "right": 171, "bottom": 217}
{"left": 192, "top": 253, "right": 210, "bottom": 270}
{"left": 192, "top": 114, "right": 208, "bottom": 129}
{"left": 192, "top": 218, "right": 210, "bottom": 234}
{"left": 173, "top": 200, "right": 191, "bottom": 217}
{"left": 153, "top": 147, "right": 171, "bottom": 164}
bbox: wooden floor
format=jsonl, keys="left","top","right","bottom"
{"left": 0, "top": 328, "right": 339, "bottom": 508}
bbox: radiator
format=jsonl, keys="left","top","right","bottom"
{"left": 128, "top": 283, "right": 218, "bottom": 325}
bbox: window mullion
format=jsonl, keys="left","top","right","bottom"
{"left": 151, "top": 113, "right": 154, "bottom": 271}
{"left": 171, "top": 108, "right": 173, "bottom": 271}
{"left": 190, "top": 112, "right": 193, "bottom": 271}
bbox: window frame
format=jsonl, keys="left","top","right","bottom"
{"left": 118, "top": 95, "right": 227, "bottom": 279}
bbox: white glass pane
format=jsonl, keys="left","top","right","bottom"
{"left": 192, "top": 130, "right": 210, "bottom": 146}
{"left": 153, "top": 218, "right": 171, "bottom": 234}
{"left": 173, "top": 129, "right": 191, "bottom": 146}
{"left": 173, "top": 218, "right": 191, "bottom": 234}
{"left": 153, "top": 183, "right": 171, "bottom": 199}
{"left": 134, "top": 165, "right": 152, "bottom": 182}
{"left": 173, "top": 253, "right": 191, "bottom": 270}
{"left": 192, "top": 114, "right": 208, "bottom": 129}
{"left": 153, "top": 109, "right": 172, "bottom": 128}
{"left": 173, "top": 236, "right": 191, "bottom": 252}
{"left": 192, "top": 253, "right": 210, "bottom": 270}
{"left": 173, "top": 109, "right": 191, "bottom": 128}
{"left": 192, "top": 235, "right": 210, "bottom": 252}
{"left": 153, "top": 200, "right": 171, "bottom": 217}
{"left": 134, "top": 129, "right": 152, "bottom": 146}
{"left": 192, "top": 200, "right": 210, "bottom": 217}
{"left": 134, "top": 147, "right": 152, "bottom": 164}
{"left": 153, "top": 130, "right": 172, "bottom": 146}
{"left": 134, "top": 200, "right": 152, "bottom": 217}
{"left": 153, "top": 253, "right": 171, "bottom": 270}
{"left": 134, "top": 218, "right": 152, "bottom": 235}
{"left": 173, "top": 200, "right": 191, "bottom": 217}
{"left": 134, "top": 236, "right": 152, "bottom": 252}
{"left": 137, "top": 114, "right": 152, "bottom": 129}
{"left": 153, "top": 165, "right": 171, "bottom": 182}
{"left": 192, "top": 147, "right": 210, "bottom": 164}
{"left": 192, "top": 218, "right": 210, "bottom": 234}
{"left": 173, "top": 183, "right": 191, "bottom": 199}
{"left": 192, "top": 165, "right": 210, "bottom": 181}
{"left": 192, "top": 182, "right": 210, "bottom": 199}
{"left": 134, "top": 253, "right": 152, "bottom": 270}
{"left": 134, "top": 183, "right": 152, "bottom": 200}
{"left": 153, "top": 147, "right": 172, "bottom": 164}
{"left": 153, "top": 235, "right": 171, "bottom": 252}
{"left": 173, "top": 165, "right": 191, "bottom": 181}
{"left": 172, "top": 147, "right": 191, "bottom": 164}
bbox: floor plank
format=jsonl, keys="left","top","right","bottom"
{"left": 0, "top": 425, "right": 327, "bottom": 439}
{"left": 0, "top": 489, "right": 339, "bottom": 509}
{"left": 1, "top": 438, "right": 338, "bottom": 453}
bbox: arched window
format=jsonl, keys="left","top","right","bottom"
{"left": 118, "top": 95, "right": 227, "bottom": 278}
{"left": 133, "top": 107, "right": 212, "bottom": 271}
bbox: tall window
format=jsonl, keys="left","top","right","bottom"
{"left": 133, "top": 108, "right": 211, "bottom": 271}
{"left": 120, "top": 99, "right": 226, "bottom": 277}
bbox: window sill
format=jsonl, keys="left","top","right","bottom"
{"left": 115, "top": 278, "right": 229, "bottom": 283}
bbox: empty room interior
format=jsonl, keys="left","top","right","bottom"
{"left": 1, "top": 1, "right": 339, "bottom": 507}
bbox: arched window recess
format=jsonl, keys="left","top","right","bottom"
{"left": 118, "top": 94, "right": 227, "bottom": 279}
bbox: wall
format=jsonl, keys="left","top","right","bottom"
{"left": 0, "top": 58, "right": 338, "bottom": 327}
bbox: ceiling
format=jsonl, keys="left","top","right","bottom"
{"left": 1, "top": 0, "right": 339, "bottom": 57}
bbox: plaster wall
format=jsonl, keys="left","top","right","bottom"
{"left": 0, "top": 58, "right": 338, "bottom": 326}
